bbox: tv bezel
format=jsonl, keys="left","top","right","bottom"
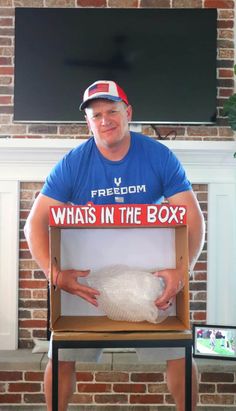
{"left": 193, "top": 323, "right": 236, "bottom": 361}
{"left": 14, "top": 7, "right": 217, "bottom": 125}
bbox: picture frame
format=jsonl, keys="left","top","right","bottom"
{"left": 193, "top": 324, "right": 236, "bottom": 361}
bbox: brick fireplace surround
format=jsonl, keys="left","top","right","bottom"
{"left": 0, "top": 0, "right": 236, "bottom": 409}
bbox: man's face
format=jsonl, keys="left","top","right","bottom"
{"left": 85, "top": 99, "right": 132, "bottom": 152}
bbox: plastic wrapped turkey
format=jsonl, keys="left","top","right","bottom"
{"left": 87, "top": 265, "right": 168, "bottom": 324}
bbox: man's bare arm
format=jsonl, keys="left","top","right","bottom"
{"left": 169, "top": 189, "right": 205, "bottom": 270}
{"left": 155, "top": 190, "right": 205, "bottom": 309}
{"left": 24, "top": 193, "right": 99, "bottom": 305}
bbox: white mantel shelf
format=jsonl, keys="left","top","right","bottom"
{"left": 0, "top": 139, "right": 236, "bottom": 183}
{"left": 0, "top": 138, "right": 236, "bottom": 350}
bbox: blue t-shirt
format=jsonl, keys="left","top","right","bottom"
{"left": 41, "top": 132, "right": 191, "bottom": 205}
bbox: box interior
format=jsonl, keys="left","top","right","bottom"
{"left": 50, "top": 225, "right": 189, "bottom": 333}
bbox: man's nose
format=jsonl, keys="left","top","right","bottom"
{"left": 101, "top": 114, "right": 111, "bottom": 125}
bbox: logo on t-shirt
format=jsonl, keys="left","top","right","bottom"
{"left": 91, "top": 177, "right": 146, "bottom": 202}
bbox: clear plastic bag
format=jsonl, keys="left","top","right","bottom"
{"left": 88, "top": 265, "right": 168, "bottom": 324}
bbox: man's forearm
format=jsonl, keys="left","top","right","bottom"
{"left": 24, "top": 218, "right": 50, "bottom": 279}
{"left": 188, "top": 210, "right": 205, "bottom": 272}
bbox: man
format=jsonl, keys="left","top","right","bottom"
{"left": 24, "top": 80, "right": 205, "bottom": 411}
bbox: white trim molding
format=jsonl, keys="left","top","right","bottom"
{"left": 0, "top": 180, "right": 19, "bottom": 349}
{"left": 0, "top": 139, "right": 236, "bottom": 348}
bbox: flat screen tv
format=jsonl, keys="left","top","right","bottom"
{"left": 14, "top": 8, "right": 217, "bottom": 124}
{"left": 193, "top": 324, "right": 236, "bottom": 361}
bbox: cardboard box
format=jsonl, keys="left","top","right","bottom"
{"left": 49, "top": 204, "right": 190, "bottom": 334}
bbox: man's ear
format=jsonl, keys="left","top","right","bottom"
{"left": 127, "top": 105, "right": 133, "bottom": 122}
{"left": 85, "top": 114, "right": 92, "bottom": 134}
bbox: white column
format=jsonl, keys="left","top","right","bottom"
{"left": 207, "top": 183, "right": 236, "bottom": 325}
{"left": 0, "top": 181, "right": 19, "bottom": 349}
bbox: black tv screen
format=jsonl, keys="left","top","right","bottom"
{"left": 14, "top": 8, "right": 217, "bottom": 124}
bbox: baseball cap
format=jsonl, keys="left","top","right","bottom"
{"left": 79, "top": 80, "right": 129, "bottom": 111}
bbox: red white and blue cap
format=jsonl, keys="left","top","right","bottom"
{"left": 79, "top": 80, "right": 129, "bottom": 110}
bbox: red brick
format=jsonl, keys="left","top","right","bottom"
{"left": 77, "top": 383, "right": 111, "bottom": 393}
{"left": 9, "top": 382, "right": 41, "bottom": 392}
{"left": 113, "top": 383, "right": 146, "bottom": 393}
{"left": 95, "top": 372, "right": 129, "bottom": 382}
{"left": 19, "top": 271, "right": 32, "bottom": 279}
{"left": 0, "top": 66, "right": 13, "bottom": 75}
{"left": 130, "top": 394, "right": 164, "bottom": 404}
{"left": 194, "top": 272, "right": 207, "bottom": 281}
{"left": 77, "top": 0, "right": 106, "bottom": 5}
{"left": 19, "top": 280, "right": 47, "bottom": 289}
{"left": 24, "top": 393, "right": 45, "bottom": 403}
{"left": 173, "top": 0, "right": 202, "bottom": 6}
{"left": 71, "top": 393, "right": 93, "bottom": 403}
{"left": 76, "top": 372, "right": 93, "bottom": 381}
{"left": 33, "top": 329, "right": 47, "bottom": 339}
{"left": 0, "top": 394, "right": 21, "bottom": 403}
{"left": 108, "top": 0, "right": 138, "bottom": 6}
{"left": 94, "top": 394, "right": 128, "bottom": 403}
{"left": 20, "top": 250, "right": 32, "bottom": 259}
{"left": 201, "top": 373, "right": 234, "bottom": 383}
{"left": 219, "top": 88, "right": 234, "bottom": 97}
{"left": 193, "top": 312, "right": 206, "bottom": 321}
{"left": 0, "top": 96, "right": 11, "bottom": 104}
{"left": 19, "top": 319, "right": 47, "bottom": 328}
{"left": 199, "top": 383, "right": 216, "bottom": 393}
{"left": 0, "top": 372, "right": 22, "bottom": 381}
{"left": 194, "top": 262, "right": 207, "bottom": 271}
{"left": 218, "top": 20, "right": 234, "bottom": 29}
{"left": 0, "top": 18, "right": 13, "bottom": 26}
{"left": 25, "top": 372, "right": 44, "bottom": 382}
{"left": 20, "top": 210, "right": 30, "bottom": 219}
{"left": 204, "top": 0, "right": 234, "bottom": 8}
{"left": 217, "top": 383, "right": 236, "bottom": 393}
{"left": 219, "top": 69, "right": 234, "bottom": 77}
{"left": 131, "top": 373, "right": 164, "bottom": 382}
{"left": 140, "top": 0, "right": 170, "bottom": 6}
{"left": 0, "top": 56, "right": 11, "bottom": 65}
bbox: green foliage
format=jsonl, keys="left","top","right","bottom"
{"left": 223, "top": 64, "right": 236, "bottom": 130}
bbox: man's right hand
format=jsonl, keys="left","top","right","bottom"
{"left": 55, "top": 269, "right": 100, "bottom": 306}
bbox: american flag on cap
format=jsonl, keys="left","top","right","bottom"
{"left": 79, "top": 80, "right": 129, "bottom": 110}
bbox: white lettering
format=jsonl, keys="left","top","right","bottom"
{"left": 90, "top": 184, "right": 147, "bottom": 198}
{"left": 120, "top": 206, "right": 142, "bottom": 224}
{"left": 147, "top": 205, "right": 158, "bottom": 223}
{"left": 137, "top": 185, "right": 146, "bottom": 193}
{"left": 51, "top": 207, "right": 66, "bottom": 225}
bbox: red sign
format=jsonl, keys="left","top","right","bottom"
{"left": 49, "top": 203, "right": 187, "bottom": 227}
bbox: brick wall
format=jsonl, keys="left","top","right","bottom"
{"left": 1, "top": 367, "right": 236, "bottom": 407}
{"left": 0, "top": 0, "right": 235, "bottom": 141}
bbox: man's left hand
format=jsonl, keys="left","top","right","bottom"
{"left": 154, "top": 267, "right": 185, "bottom": 310}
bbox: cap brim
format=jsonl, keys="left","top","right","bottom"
{"left": 79, "top": 95, "right": 122, "bottom": 111}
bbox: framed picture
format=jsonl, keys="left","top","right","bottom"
{"left": 193, "top": 324, "right": 236, "bottom": 361}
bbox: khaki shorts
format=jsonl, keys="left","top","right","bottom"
{"left": 48, "top": 336, "right": 185, "bottom": 362}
